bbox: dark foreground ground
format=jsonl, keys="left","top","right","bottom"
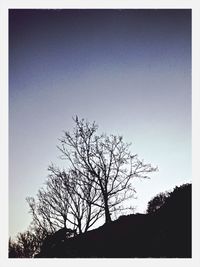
{"left": 36, "top": 184, "right": 191, "bottom": 258}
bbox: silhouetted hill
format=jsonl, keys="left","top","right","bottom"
{"left": 36, "top": 183, "right": 191, "bottom": 258}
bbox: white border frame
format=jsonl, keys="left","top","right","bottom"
{"left": 0, "top": 1, "right": 199, "bottom": 266}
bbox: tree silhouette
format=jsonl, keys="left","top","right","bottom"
{"left": 57, "top": 116, "right": 157, "bottom": 223}
{"left": 27, "top": 164, "right": 103, "bottom": 235}
{"left": 9, "top": 230, "right": 41, "bottom": 258}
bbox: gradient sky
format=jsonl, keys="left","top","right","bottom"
{"left": 9, "top": 9, "right": 191, "bottom": 238}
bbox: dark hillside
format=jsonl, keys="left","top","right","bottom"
{"left": 36, "top": 183, "right": 191, "bottom": 258}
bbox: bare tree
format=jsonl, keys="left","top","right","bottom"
{"left": 27, "top": 165, "right": 103, "bottom": 235}
{"left": 9, "top": 230, "right": 41, "bottom": 258}
{"left": 58, "top": 116, "right": 157, "bottom": 223}
{"left": 26, "top": 195, "right": 57, "bottom": 235}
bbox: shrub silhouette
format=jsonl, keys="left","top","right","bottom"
{"left": 147, "top": 192, "right": 169, "bottom": 214}
{"left": 9, "top": 230, "right": 41, "bottom": 258}
{"left": 37, "top": 227, "right": 77, "bottom": 257}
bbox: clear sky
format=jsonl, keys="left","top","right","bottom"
{"left": 9, "top": 9, "right": 191, "bottom": 238}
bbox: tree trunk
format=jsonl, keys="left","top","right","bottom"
{"left": 78, "top": 220, "right": 82, "bottom": 235}
{"left": 64, "top": 217, "right": 67, "bottom": 229}
{"left": 104, "top": 197, "right": 111, "bottom": 223}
